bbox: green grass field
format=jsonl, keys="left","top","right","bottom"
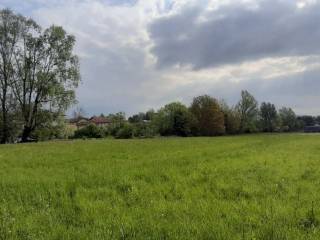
{"left": 1, "top": 134, "right": 320, "bottom": 239}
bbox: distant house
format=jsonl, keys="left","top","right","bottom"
{"left": 67, "top": 116, "right": 111, "bottom": 130}
{"left": 67, "top": 117, "right": 89, "bottom": 130}
{"left": 89, "top": 116, "right": 112, "bottom": 127}
{"left": 304, "top": 125, "right": 320, "bottom": 133}
{"left": 77, "top": 119, "right": 90, "bottom": 129}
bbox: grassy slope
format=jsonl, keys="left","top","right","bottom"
{"left": 0, "top": 134, "right": 320, "bottom": 239}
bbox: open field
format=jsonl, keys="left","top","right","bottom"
{"left": 1, "top": 134, "right": 320, "bottom": 239}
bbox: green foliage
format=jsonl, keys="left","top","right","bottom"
{"left": 128, "top": 111, "right": 157, "bottom": 138}
{"left": 0, "top": 9, "right": 28, "bottom": 143}
{"left": 31, "top": 111, "right": 67, "bottom": 141}
{"left": 128, "top": 112, "right": 147, "bottom": 123}
{"left": 0, "top": 111, "right": 23, "bottom": 143}
{"left": 132, "top": 122, "right": 157, "bottom": 138}
{"left": 236, "top": 90, "right": 259, "bottom": 133}
{"left": 73, "top": 124, "right": 105, "bottom": 139}
{"left": 260, "top": 102, "right": 279, "bottom": 132}
{"left": 145, "top": 109, "right": 156, "bottom": 121}
{"left": 224, "top": 110, "right": 241, "bottom": 134}
{"left": 298, "top": 116, "right": 316, "bottom": 127}
{"left": 108, "top": 112, "right": 126, "bottom": 125}
{"left": 219, "top": 100, "right": 241, "bottom": 134}
{"left": 190, "top": 95, "right": 225, "bottom": 136}
{"left": 154, "top": 102, "right": 194, "bottom": 137}
{"left": 0, "top": 9, "right": 80, "bottom": 143}
{"left": 279, "top": 107, "right": 299, "bottom": 131}
{"left": 0, "top": 134, "right": 320, "bottom": 238}
{"left": 115, "top": 124, "right": 134, "bottom": 139}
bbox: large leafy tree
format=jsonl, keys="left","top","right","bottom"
{"left": 0, "top": 9, "right": 80, "bottom": 143}
{"left": 0, "top": 9, "right": 24, "bottom": 143}
{"left": 190, "top": 95, "right": 225, "bottom": 136}
{"left": 12, "top": 21, "right": 79, "bottom": 142}
{"left": 236, "top": 90, "right": 259, "bottom": 133}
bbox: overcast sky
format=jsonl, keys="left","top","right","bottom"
{"left": 1, "top": 0, "right": 320, "bottom": 116}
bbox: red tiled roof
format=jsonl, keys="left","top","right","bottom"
{"left": 89, "top": 116, "right": 111, "bottom": 124}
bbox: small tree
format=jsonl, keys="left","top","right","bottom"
{"left": 107, "top": 112, "right": 126, "bottom": 136}
{"left": 279, "top": 107, "right": 298, "bottom": 132}
{"left": 128, "top": 112, "right": 146, "bottom": 123}
{"left": 132, "top": 122, "right": 156, "bottom": 138}
{"left": 73, "top": 124, "right": 104, "bottom": 139}
{"left": 145, "top": 109, "right": 156, "bottom": 121}
{"left": 219, "top": 100, "right": 240, "bottom": 134}
{"left": 154, "top": 102, "right": 193, "bottom": 137}
{"left": 115, "top": 123, "right": 134, "bottom": 139}
{"left": 236, "top": 90, "right": 259, "bottom": 133}
{"left": 190, "top": 95, "right": 225, "bottom": 136}
{"left": 260, "top": 102, "right": 278, "bottom": 132}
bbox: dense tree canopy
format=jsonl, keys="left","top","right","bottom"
{"left": 260, "top": 102, "right": 278, "bottom": 132}
{"left": 219, "top": 101, "right": 241, "bottom": 135}
{"left": 190, "top": 95, "right": 225, "bottom": 136}
{"left": 154, "top": 102, "right": 194, "bottom": 137}
{"left": 0, "top": 9, "right": 80, "bottom": 143}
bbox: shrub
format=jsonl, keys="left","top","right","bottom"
{"left": 132, "top": 122, "right": 157, "bottom": 138}
{"left": 115, "top": 124, "right": 134, "bottom": 139}
{"left": 154, "top": 102, "right": 194, "bottom": 137}
{"left": 73, "top": 124, "right": 105, "bottom": 139}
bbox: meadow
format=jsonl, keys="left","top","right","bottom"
{"left": 0, "top": 134, "right": 320, "bottom": 239}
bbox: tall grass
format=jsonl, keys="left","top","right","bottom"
{"left": 0, "top": 134, "right": 320, "bottom": 239}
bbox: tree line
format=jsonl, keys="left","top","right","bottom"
{"left": 0, "top": 9, "right": 80, "bottom": 143}
{"left": 73, "top": 90, "right": 314, "bottom": 140}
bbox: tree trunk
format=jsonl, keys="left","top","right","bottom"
{"left": 0, "top": 89, "right": 8, "bottom": 144}
{"left": 21, "top": 125, "right": 32, "bottom": 142}
{"left": 0, "top": 108, "right": 8, "bottom": 144}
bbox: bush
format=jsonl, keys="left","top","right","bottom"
{"left": 132, "top": 122, "right": 157, "bottom": 138}
{"left": 154, "top": 102, "right": 194, "bottom": 137}
{"left": 115, "top": 124, "right": 134, "bottom": 139}
{"left": 73, "top": 124, "right": 105, "bottom": 139}
{"left": 108, "top": 125, "right": 122, "bottom": 137}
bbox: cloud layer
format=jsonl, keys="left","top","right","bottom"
{"left": 2, "top": 0, "right": 320, "bottom": 115}
{"left": 150, "top": 0, "right": 320, "bottom": 69}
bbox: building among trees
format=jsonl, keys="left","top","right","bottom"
{"left": 67, "top": 116, "right": 112, "bottom": 130}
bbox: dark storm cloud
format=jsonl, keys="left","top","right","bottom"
{"left": 149, "top": 0, "right": 320, "bottom": 69}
